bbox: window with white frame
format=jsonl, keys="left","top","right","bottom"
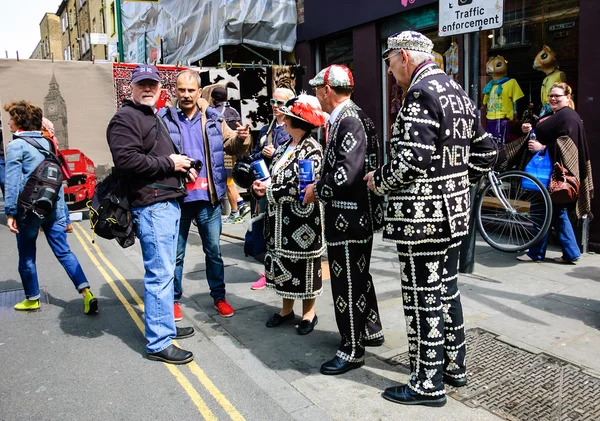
{"left": 61, "top": 13, "right": 68, "bottom": 32}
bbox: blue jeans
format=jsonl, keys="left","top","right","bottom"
{"left": 528, "top": 203, "right": 581, "bottom": 262}
{"left": 174, "top": 201, "right": 225, "bottom": 302}
{"left": 16, "top": 206, "right": 90, "bottom": 300}
{"left": 132, "top": 200, "right": 180, "bottom": 353}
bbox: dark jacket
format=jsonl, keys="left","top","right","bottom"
{"left": 314, "top": 100, "right": 385, "bottom": 244}
{"left": 372, "top": 64, "right": 497, "bottom": 245}
{"left": 251, "top": 120, "right": 290, "bottom": 166}
{"left": 106, "top": 100, "right": 185, "bottom": 207}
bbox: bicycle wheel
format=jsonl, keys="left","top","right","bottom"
{"left": 476, "top": 170, "right": 552, "bottom": 253}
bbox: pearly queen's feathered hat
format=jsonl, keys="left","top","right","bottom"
{"left": 383, "top": 31, "right": 434, "bottom": 57}
{"left": 279, "top": 94, "right": 326, "bottom": 127}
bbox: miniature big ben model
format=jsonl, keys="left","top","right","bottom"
{"left": 44, "top": 72, "right": 69, "bottom": 149}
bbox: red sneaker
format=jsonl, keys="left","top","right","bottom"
{"left": 214, "top": 298, "right": 234, "bottom": 318}
{"left": 174, "top": 302, "right": 183, "bottom": 322}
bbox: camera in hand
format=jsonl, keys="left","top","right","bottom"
{"left": 189, "top": 159, "right": 203, "bottom": 172}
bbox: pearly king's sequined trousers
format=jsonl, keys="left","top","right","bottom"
{"left": 396, "top": 241, "right": 466, "bottom": 396}
{"left": 328, "top": 238, "right": 383, "bottom": 362}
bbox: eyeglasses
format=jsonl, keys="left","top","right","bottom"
{"left": 312, "top": 85, "right": 325, "bottom": 93}
{"left": 383, "top": 51, "right": 402, "bottom": 67}
{"left": 548, "top": 94, "right": 566, "bottom": 99}
{"left": 270, "top": 98, "right": 285, "bottom": 106}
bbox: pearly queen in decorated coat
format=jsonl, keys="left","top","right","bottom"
{"left": 369, "top": 31, "right": 497, "bottom": 406}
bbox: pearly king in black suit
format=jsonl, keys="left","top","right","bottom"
{"left": 314, "top": 100, "right": 386, "bottom": 363}
{"left": 372, "top": 62, "right": 496, "bottom": 397}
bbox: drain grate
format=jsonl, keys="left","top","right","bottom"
{"left": 0, "top": 288, "right": 48, "bottom": 318}
{"left": 382, "top": 328, "right": 600, "bottom": 421}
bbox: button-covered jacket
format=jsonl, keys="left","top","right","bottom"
{"left": 263, "top": 136, "right": 325, "bottom": 259}
{"left": 314, "top": 101, "right": 385, "bottom": 244}
{"left": 372, "top": 64, "right": 497, "bottom": 245}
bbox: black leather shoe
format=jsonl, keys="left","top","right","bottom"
{"left": 175, "top": 326, "right": 195, "bottom": 339}
{"left": 296, "top": 314, "right": 318, "bottom": 335}
{"left": 444, "top": 374, "right": 467, "bottom": 387}
{"left": 364, "top": 336, "right": 385, "bottom": 347}
{"left": 382, "top": 385, "right": 447, "bottom": 407}
{"left": 266, "top": 311, "right": 295, "bottom": 328}
{"left": 320, "top": 356, "right": 365, "bottom": 375}
{"left": 147, "top": 344, "right": 194, "bottom": 365}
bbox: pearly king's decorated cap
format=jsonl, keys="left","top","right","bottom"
{"left": 383, "top": 31, "right": 434, "bottom": 57}
{"left": 279, "top": 94, "right": 326, "bottom": 127}
{"left": 308, "top": 64, "right": 354, "bottom": 88}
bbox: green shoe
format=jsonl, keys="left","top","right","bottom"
{"left": 83, "top": 290, "right": 98, "bottom": 314}
{"left": 14, "top": 299, "right": 40, "bottom": 311}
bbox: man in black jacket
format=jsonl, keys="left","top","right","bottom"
{"left": 106, "top": 64, "right": 197, "bottom": 364}
{"left": 366, "top": 31, "right": 497, "bottom": 406}
{"left": 303, "top": 65, "right": 386, "bottom": 375}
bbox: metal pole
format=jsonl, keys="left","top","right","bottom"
{"left": 220, "top": 46, "right": 224, "bottom": 64}
{"left": 116, "top": 0, "right": 124, "bottom": 62}
{"left": 470, "top": 32, "right": 480, "bottom": 106}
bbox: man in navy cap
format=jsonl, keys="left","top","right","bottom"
{"left": 106, "top": 64, "right": 197, "bottom": 364}
{"left": 365, "top": 31, "right": 497, "bottom": 406}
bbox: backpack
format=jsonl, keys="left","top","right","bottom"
{"left": 17, "top": 136, "right": 63, "bottom": 219}
{"left": 88, "top": 169, "right": 135, "bottom": 249}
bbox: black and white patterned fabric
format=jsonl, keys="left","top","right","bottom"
{"left": 372, "top": 64, "right": 497, "bottom": 246}
{"left": 372, "top": 63, "right": 496, "bottom": 395}
{"left": 263, "top": 136, "right": 325, "bottom": 299}
{"left": 314, "top": 101, "right": 384, "bottom": 361}
{"left": 396, "top": 241, "right": 466, "bottom": 396}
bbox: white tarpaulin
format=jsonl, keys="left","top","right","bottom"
{"left": 120, "top": 0, "right": 297, "bottom": 64}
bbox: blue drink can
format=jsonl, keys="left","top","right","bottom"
{"left": 298, "top": 159, "right": 315, "bottom": 202}
{"left": 250, "top": 159, "right": 270, "bottom": 181}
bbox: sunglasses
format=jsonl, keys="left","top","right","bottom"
{"left": 270, "top": 98, "right": 285, "bottom": 106}
{"left": 383, "top": 51, "right": 402, "bottom": 67}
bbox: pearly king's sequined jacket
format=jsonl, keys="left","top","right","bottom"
{"left": 263, "top": 136, "right": 325, "bottom": 260}
{"left": 372, "top": 64, "right": 497, "bottom": 246}
{"left": 314, "top": 101, "right": 385, "bottom": 244}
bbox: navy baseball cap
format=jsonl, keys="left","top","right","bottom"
{"left": 131, "top": 64, "right": 161, "bottom": 84}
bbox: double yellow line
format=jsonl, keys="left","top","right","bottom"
{"left": 71, "top": 223, "right": 245, "bottom": 421}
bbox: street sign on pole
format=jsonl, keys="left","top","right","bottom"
{"left": 439, "top": 0, "right": 504, "bottom": 37}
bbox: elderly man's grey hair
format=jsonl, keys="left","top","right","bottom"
{"left": 409, "top": 50, "right": 435, "bottom": 66}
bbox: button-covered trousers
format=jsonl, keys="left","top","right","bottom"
{"left": 396, "top": 241, "right": 466, "bottom": 396}
{"left": 328, "top": 238, "right": 383, "bottom": 362}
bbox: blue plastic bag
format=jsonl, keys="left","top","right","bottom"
{"left": 522, "top": 149, "right": 552, "bottom": 191}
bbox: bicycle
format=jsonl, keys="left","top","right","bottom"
{"left": 474, "top": 169, "right": 552, "bottom": 253}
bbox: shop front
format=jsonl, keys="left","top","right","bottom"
{"left": 295, "top": 0, "right": 600, "bottom": 250}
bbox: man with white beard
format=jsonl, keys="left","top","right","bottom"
{"left": 106, "top": 64, "right": 197, "bottom": 364}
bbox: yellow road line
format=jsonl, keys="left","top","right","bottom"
{"left": 71, "top": 224, "right": 217, "bottom": 420}
{"left": 73, "top": 223, "right": 246, "bottom": 421}
{"left": 75, "top": 227, "right": 144, "bottom": 309}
